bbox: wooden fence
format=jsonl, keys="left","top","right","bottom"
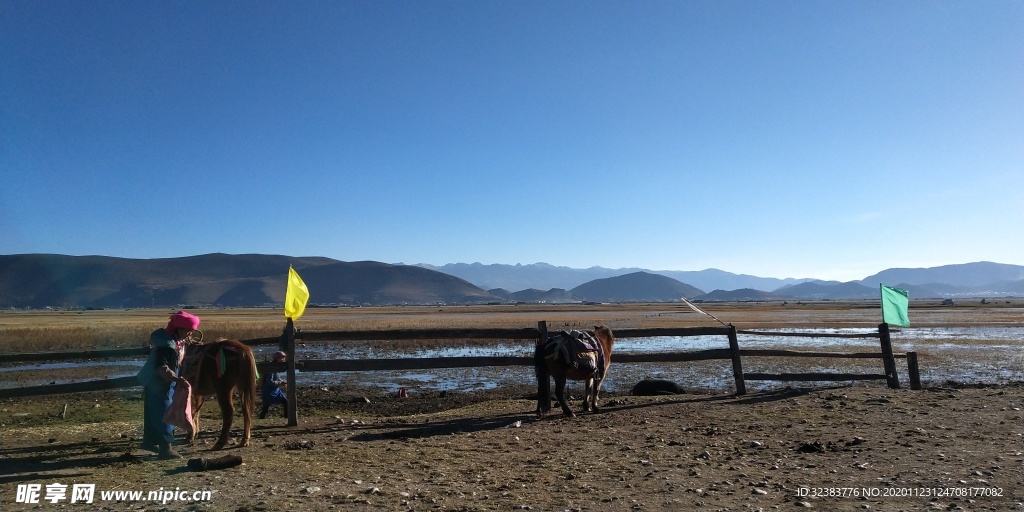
{"left": 0, "top": 321, "right": 919, "bottom": 406}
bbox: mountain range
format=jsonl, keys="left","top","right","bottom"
{"left": 1, "top": 254, "right": 1021, "bottom": 309}
{"left": 414, "top": 262, "right": 811, "bottom": 293}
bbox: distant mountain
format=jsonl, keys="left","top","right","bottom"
{"left": 658, "top": 269, "right": 812, "bottom": 295}
{"left": 298, "top": 262, "right": 497, "bottom": 305}
{"left": 695, "top": 288, "right": 783, "bottom": 302}
{"left": 488, "top": 288, "right": 578, "bottom": 303}
{"left": 982, "top": 279, "right": 1024, "bottom": 294}
{"left": 0, "top": 254, "right": 498, "bottom": 308}
{"left": 859, "top": 262, "right": 1024, "bottom": 288}
{"left": 416, "top": 262, "right": 634, "bottom": 290}
{"left": 767, "top": 280, "right": 951, "bottom": 300}
{"left": 774, "top": 281, "right": 878, "bottom": 300}
{"left": 422, "top": 261, "right": 1024, "bottom": 298}
{"left": 3, "top": 254, "right": 1021, "bottom": 308}
{"left": 570, "top": 271, "right": 704, "bottom": 302}
{"left": 417, "top": 262, "right": 812, "bottom": 293}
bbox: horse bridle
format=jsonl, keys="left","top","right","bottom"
{"left": 184, "top": 329, "right": 204, "bottom": 345}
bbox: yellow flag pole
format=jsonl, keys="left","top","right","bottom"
{"left": 285, "top": 317, "right": 297, "bottom": 426}
{"left": 283, "top": 266, "right": 308, "bottom": 427}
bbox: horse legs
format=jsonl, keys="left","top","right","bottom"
{"left": 212, "top": 391, "right": 234, "bottom": 450}
{"left": 189, "top": 395, "right": 205, "bottom": 444}
{"left": 240, "top": 391, "right": 252, "bottom": 447}
{"left": 582, "top": 377, "right": 596, "bottom": 413}
{"left": 590, "top": 373, "right": 607, "bottom": 412}
{"left": 554, "top": 377, "right": 575, "bottom": 417}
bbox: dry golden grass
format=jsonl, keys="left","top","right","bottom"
{"left": 2, "top": 300, "right": 1022, "bottom": 354}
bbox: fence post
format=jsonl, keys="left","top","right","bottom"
{"left": 907, "top": 351, "right": 921, "bottom": 390}
{"left": 285, "top": 318, "right": 298, "bottom": 426}
{"left": 536, "top": 321, "right": 548, "bottom": 410}
{"left": 878, "top": 322, "right": 901, "bottom": 389}
{"left": 727, "top": 324, "right": 746, "bottom": 395}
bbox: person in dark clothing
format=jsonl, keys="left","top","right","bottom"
{"left": 260, "top": 351, "right": 288, "bottom": 419}
{"left": 136, "top": 310, "right": 199, "bottom": 459}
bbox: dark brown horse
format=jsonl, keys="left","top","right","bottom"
{"left": 182, "top": 340, "right": 257, "bottom": 450}
{"left": 535, "top": 325, "right": 614, "bottom": 417}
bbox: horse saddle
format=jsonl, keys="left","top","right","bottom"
{"left": 185, "top": 343, "right": 243, "bottom": 379}
{"left": 543, "top": 330, "right": 604, "bottom": 375}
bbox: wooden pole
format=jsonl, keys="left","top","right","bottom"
{"left": 907, "top": 351, "right": 921, "bottom": 390}
{"left": 537, "top": 321, "right": 549, "bottom": 410}
{"left": 878, "top": 323, "right": 901, "bottom": 389}
{"left": 727, "top": 324, "right": 746, "bottom": 395}
{"left": 285, "top": 318, "right": 298, "bottom": 426}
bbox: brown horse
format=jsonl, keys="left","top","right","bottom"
{"left": 182, "top": 340, "right": 257, "bottom": 450}
{"left": 535, "top": 325, "right": 614, "bottom": 417}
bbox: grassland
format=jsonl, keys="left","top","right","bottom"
{"left": 3, "top": 298, "right": 1022, "bottom": 354}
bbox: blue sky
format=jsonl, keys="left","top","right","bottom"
{"left": 2, "top": 1, "right": 1021, "bottom": 282}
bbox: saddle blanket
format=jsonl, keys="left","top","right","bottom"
{"left": 541, "top": 330, "right": 605, "bottom": 375}
{"left": 163, "top": 379, "right": 195, "bottom": 435}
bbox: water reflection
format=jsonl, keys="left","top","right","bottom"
{"left": 3, "top": 327, "right": 1021, "bottom": 392}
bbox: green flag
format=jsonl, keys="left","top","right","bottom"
{"left": 880, "top": 284, "right": 910, "bottom": 327}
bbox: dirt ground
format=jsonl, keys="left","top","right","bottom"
{"left": 3, "top": 302, "right": 1023, "bottom": 510}
{"left": 2, "top": 382, "right": 1023, "bottom": 512}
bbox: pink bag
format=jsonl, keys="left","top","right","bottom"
{"left": 163, "top": 380, "right": 195, "bottom": 436}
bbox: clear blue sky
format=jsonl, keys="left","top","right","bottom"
{"left": 2, "top": 1, "right": 1021, "bottom": 282}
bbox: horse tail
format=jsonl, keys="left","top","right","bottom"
{"left": 594, "top": 325, "right": 614, "bottom": 367}
{"left": 238, "top": 345, "right": 257, "bottom": 419}
{"left": 534, "top": 340, "right": 551, "bottom": 414}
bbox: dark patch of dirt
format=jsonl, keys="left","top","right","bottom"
{"left": 3, "top": 383, "right": 1024, "bottom": 511}
{"left": 299, "top": 384, "right": 543, "bottom": 418}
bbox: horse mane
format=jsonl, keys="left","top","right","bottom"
{"left": 592, "top": 325, "right": 614, "bottom": 348}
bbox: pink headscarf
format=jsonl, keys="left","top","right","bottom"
{"left": 167, "top": 310, "right": 201, "bottom": 331}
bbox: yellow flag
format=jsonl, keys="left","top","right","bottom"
{"left": 285, "top": 266, "right": 309, "bottom": 320}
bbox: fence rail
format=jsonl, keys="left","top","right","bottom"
{"left": 0, "top": 322, "right": 920, "bottom": 401}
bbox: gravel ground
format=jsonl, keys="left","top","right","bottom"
{"left": 3, "top": 382, "right": 1023, "bottom": 511}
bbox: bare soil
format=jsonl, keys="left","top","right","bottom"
{"left": 3, "top": 302, "right": 1023, "bottom": 511}
{"left": 2, "top": 382, "right": 1023, "bottom": 511}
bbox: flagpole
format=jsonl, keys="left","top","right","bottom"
{"left": 681, "top": 297, "right": 729, "bottom": 327}
{"left": 285, "top": 317, "right": 298, "bottom": 426}
{"left": 877, "top": 321, "right": 900, "bottom": 389}
{"left": 283, "top": 265, "right": 308, "bottom": 428}
{"left": 879, "top": 283, "right": 885, "bottom": 326}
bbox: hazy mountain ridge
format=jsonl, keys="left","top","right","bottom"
{"left": 2, "top": 254, "right": 1021, "bottom": 308}
{"left": 422, "top": 261, "right": 1024, "bottom": 300}
{"left": 571, "top": 272, "right": 704, "bottom": 302}
{"left": 0, "top": 254, "right": 497, "bottom": 308}
{"left": 416, "top": 262, "right": 640, "bottom": 291}
{"left": 859, "top": 261, "right": 1024, "bottom": 288}
{"left": 417, "top": 262, "right": 812, "bottom": 292}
